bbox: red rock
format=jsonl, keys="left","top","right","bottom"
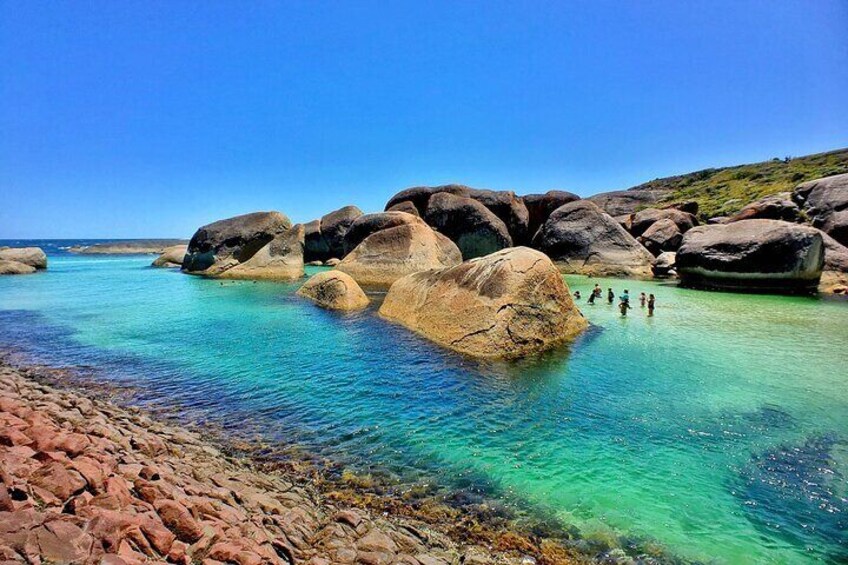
{"left": 0, "top": 427, "right": 33, "bottom": 447}
{"left": 28, "top": 461, "right": 86, "bottom": 501}
{"left": 0, "top": 484, "right": 13, "bottom": 512}
{"left": 58, "top": 432, "right": 91, "bottom": 456}
{"left": 139, "top": 514, "right": 175, "bottom": 556}
{"left": 139, "top": 466, "right": 160, "bottom": 481}
{"left": 71, "top": 456, "right": 108, "bottom": 493}
{"left": 166, "top": 540, "right": 190, "bottom": 564}
{"left": 101, "top": 554, "right": 129, "bottom": 565}
{"left": 207, "top": 542, "right": 263, "bottom": 565}
{"left": 155, "top": 500, "right": 203, "bottom": 543}
{"left": 34, "top": 517, "right": 94, "bottom": 564}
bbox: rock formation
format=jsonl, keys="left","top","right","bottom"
{"left": 304, "top": 206, "right": 363, "bottom": 262}
{"left": 385, "top": 200, "right": 419, "bottom": 216}
{"left": 727, "top": 192, "right": 800, "bottom": 223}
{"left": 587, "top": 187, "right": 670, "bottom": 216}
{"left": 652, "top": 252, "right": 677, "bottom": 278}
{"left": 0, "top": 247, "right": 47, "bottom": 270}
{"left": 532, "top": 201, "right": 654, "bottom": 277}
{"left": 337, "top": 222, "right": 461, "bottom": 288}
{"left": 342, "top": 212, "right": 424, "bottom": 255}
{"left": 628, "top": 208, "right": 698, "bottom": 238}
{"left": 793, "top": 173, "right": 848, "bottom": 246}
{"left": 423, "top": 192, "right": 512, "bottom": 259}
{"left": 676, "top": 220, "right": 824, "bottom": 293}
{"left": 379, "top": 247, "right": 587, "bottom": 359}
{"left": 522, "top": 190, "right": 581, "bottom": 240}
{"left": 182, "top": 212, "right": 304, "bottom": 281}
{"left": 151, "top": 245, "right": 188, "bottom": 268}
{"left": 296, "top": 270, "right": 370, "bottom": 311}
{"left": 638, "top": 218, "right": 683, "bottom": 256}
{"left": 0, "top": 260, "right": 36, "bottom": 275}
{"left": 68, "top": 240, "right": 188, "bottom": 255}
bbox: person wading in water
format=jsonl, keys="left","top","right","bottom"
{"left": 639, "top": 292, "right": 647, "bottom": 307}
{"left": 607, "top": 288, "right": 614, "bottom": 304}
{"left": 647, "top": 294, "right": 656, "bottom": 316}
{"left": 587, "top": 291, "right": 596, "bottom": 305}
{"left": 619, "top": 297, "right": 631, "bottom": 316}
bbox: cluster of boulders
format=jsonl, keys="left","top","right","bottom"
{"left": 0, "top": 247, "right": 47, "bottom": 275}
{"left": 0, "top": 364, "right": 540, "bottom": 565}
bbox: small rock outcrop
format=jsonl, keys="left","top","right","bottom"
{"left": 522, "top": 190, "right": 581, "bottom": 240}
{"left": 638, "top": 218, "right": 683, "bottom": 256}
{"left": 337, "top": 222, "right": 461, "bottom": 288}
{"left": 151, "top": 245, "right": 188, "bottom": 268}
{"left": 385, "top": 200, "right": 420, "bottom": 216}
{"left": 0, "top": 247, "right": 47, "bottom": 270}
{"left": 793, "top": 173, "right": 848, "bottom": 246}
{"left": 532, "top": 201, "right": 654, "bottom": 277}
{"left": 676, "top": 220, "right": 824, "bottom": 294}
{"left": 628, "top": 208, "right": 698, "bottom": 238}
{"left": 296, "top": 270, "right": 369, "bottom": 310}
{"left": 67, "top": 240, "right": 187, "bottom": 255}
{"left": 379, "top": 247, "right": 587, "bottom": 359}
{"left": 182, "top": 211, "right": 304, "bottom": 280}
{"left": 423, "top": 192, "right": 512, "bottom": 259}
{"left": 727, "top": 192, "right": 800, "bottom": 223}
{"left": 819, "top": 231, "right": 848, "bottom": 294}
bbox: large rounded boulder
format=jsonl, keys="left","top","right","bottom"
{"left": 385, "top": 185, "right": 530, "bottom": 243}
{"left": 793, "top": 173, "right": 848, "bottom": 246}
{"left": 522, "top": 190, "right": 581, "bottom": 240}
{"left": 676, "top": 220, "right": 824, "bottom": 294}
{"left": 0, "top": 260, "right": 36, "bottom": 275}
{"left": 296, "top": 270, "right": 369, "bottom": 311}
{"left": 342, "top": 211, "right": 424, "bottom": 255}
{"left": 304, "top": 219, "right": 330, "bottom": 262}
{"left": 424, "top": 192, "right": 512, "bottom": 259}
{"left": 151, "top": 245, "right": 188, "bottom": 268}
{"left": 532, "top": 201, "right": 654, "bottom": 277}
{"left": 0, "top": 247, "right": 47, "bottom": 270}
{"left": 182, "top": 211, "right": 304, "bottom": 280}
{"left": 303, "top": 205, "right": 363, "bottom": 262}
{"left": 379, "top": 247, "right": 587, "bottom": 359}
{"left": 337, "top": 222, "right": 461, "bottom": 288}
{"left": 587, "top": 187, "right": 669, "bottom": 217}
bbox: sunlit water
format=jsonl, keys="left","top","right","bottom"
{"left": 1, "top": 241, "right": 846, "bottom": 564}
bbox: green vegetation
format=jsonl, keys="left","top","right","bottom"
{"left": 630, "top": 148, "right": 848, "bottom": 219}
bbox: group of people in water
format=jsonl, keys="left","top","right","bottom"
{"left": 573, "top": 284, "right": 655, "bottom": 317}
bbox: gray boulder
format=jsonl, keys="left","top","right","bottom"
{"left": 728, "top": 192, "right": 800, "bottom": 223}
{"left": 522, "top": 190, "right": 581, "bottom": 240}
{"left": 384, "top": 184, "right": 471, "bottom": 216}
{"left": 182, "top": 211, "right": 304, "bottom": 280}
{"left": 304, "top": 220, "right": 330, "bottom": 262}
{"left": 424, "top": 192, "right": 512, "bottom": 259}
{"left": 587, "top": 187, "right": 670, "bottom": 216}
{"left": 676, "top": 220, "right": 824, "bottom": 294}
{"left": 386, "top": 200, "right": 420, "bottom": 216}
{"left": 638, "top": 218, "right": 682, "bottom": 256}
{"left": 793, "top": 173, "right": 848, "bottom": 246}
{"left": 532, "top": 200, "right": 654, "bottom": 277}
{"left": 303, "top": 205, "right": 363, "bottom": 262}
{"left": 0, "top": 247, "right": 47, "bottom": 270}
{"left": 652, "top": 252, "right": 676, "bottom": 278}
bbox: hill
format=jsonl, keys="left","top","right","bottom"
{"left": 619, "top": 148, "right": 848, "bottom": 219}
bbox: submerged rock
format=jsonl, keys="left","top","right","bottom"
{"left": 676, "top": 219, "right": 824, "bottom": 294}
{"left": 151, "top": 245, "right": 188, "bottom": 268}
{"left": 532, "top": 201, "right": 654, "bottom": 277}
{"left": 337, "top": 222, "right": 461, "bottom": 288}
{"left": 793, "top": 173, "right": 848, "bottom": 246}
{"left": 182, "top": 211, "right": 304, "bottom": 280}
{"left": 379, "top": 247, "right": 587, "bottom": 359}
{"left": 296, "top": 270, "right": 369, "bottom": 311}
{"left": 423, "top": 192, "right": 513, "bottom": 259}
{"left": 0, "top": 247, "right": 47, "bottom": 270}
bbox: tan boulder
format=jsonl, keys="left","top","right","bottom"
{"left": 379, "top": 247, "right": 587, "bottom": 359}
{"left": 151, "top": 245, "right": 188, "bottom": 268}
{"left": 296, "top": 271, "right": 369, "bottom": 311}
{"left": 0, "top": 247, "right": 47, "bottom": 270}
{"left": 337, "top": 222, "right": 461, "bottom": 288}
{"left": 0, "top": 260, "right": 36, "bottom": 275}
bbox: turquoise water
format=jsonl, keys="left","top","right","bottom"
{"left": 1, "top": 245, "right": 847, "bottom": 564}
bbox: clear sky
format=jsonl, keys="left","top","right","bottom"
{"left": 1, "top": 1, "right": 847, "bottom": 238}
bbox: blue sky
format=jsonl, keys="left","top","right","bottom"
{"left": 2, "top": 1, "right": 847, "bottom": 238}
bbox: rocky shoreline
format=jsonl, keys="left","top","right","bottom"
{"left": 2, "top": 356, "right": 654, "bottom": 565}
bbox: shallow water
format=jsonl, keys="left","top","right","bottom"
{"left": 1, "top": 243, "right": 846, "bottom": 564}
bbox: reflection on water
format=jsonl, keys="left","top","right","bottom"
{"left": 1, "top": 250, "right": 847, "bottom": 564}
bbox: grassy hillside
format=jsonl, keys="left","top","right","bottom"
{"left": 628, "top": 148, "right": 848, "bottom": 219}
